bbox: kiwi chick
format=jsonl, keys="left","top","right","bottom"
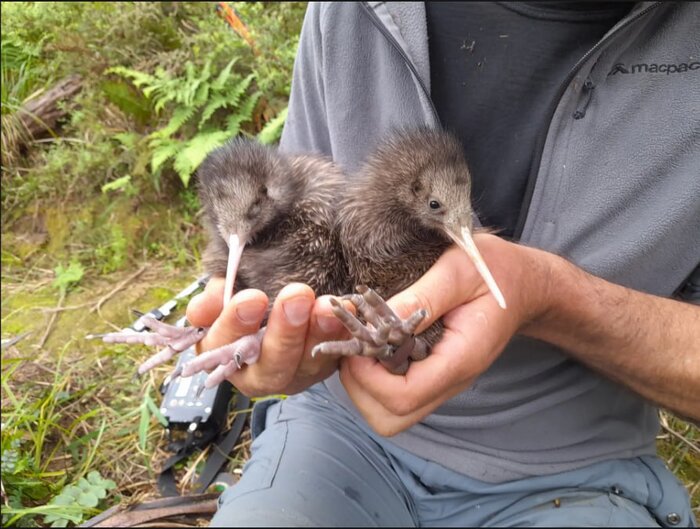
{"left": 313, "top": 128, "right": 506, "bottom": 375}
{"left": 197, "top": 137, "right": 349, "bottom": 302}
{"left": 92, "top": 138, "right": 350, "bottom": 384}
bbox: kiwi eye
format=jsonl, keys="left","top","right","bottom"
{"left": 429, "top": 200, "right": 441, "bottom": 210}
{"left": 260, "top": 185, "right": 268, "bottom": 195}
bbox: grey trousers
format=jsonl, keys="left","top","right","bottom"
{"left": 211, "top": 384, "right": 695, "bottom": 527}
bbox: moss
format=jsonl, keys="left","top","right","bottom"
{"left": 1, "top": 259, "right": 200, "bottom": 356}
{"left": 0, "top": 284, "right": 57, "bottom": 338}
{"left": 2, "top": 232, "right": 43, "bottom": 263}
{"left": 44, "top": 206, "right": 71, "bottom": 257}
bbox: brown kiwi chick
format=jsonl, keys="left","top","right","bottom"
{"left": 91, "top": 138, "right": 350, "bottom": 388}
{"left": 312, "top": 128, "right": 506, "bottom": 375}
{"left": 197, "top": 137, "right": 349, "bottom": 303}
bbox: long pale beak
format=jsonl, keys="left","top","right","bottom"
{"left": 448, "top": 227, "right": 507, "bottom": 309}
{"left": 223, "top": 233, "right": 246, "bottom": 306}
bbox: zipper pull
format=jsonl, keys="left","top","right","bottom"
{"left": 573, "top": 77, "right": 596, "bottom": 120}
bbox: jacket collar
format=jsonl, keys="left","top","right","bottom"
{"left": 365, "top": 1, "right": 659, "bottom": 93}
{"left": 366, "top": 2, "right": 431, "bottom": 92}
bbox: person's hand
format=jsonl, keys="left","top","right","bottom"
{"left": 186, "top": 280, "right": 349, "bottom": 396}
{"left": 339, "top": 234, "right": 554, "bottom": 436}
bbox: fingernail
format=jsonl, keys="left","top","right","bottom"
{"left": 317, "top": 315, "right": 341, "bottom": 333}
{"left": 283, "top": 297, "right": 313, "bottom": 326}
{"left": 236, "top": 301, "right": 266, "bottom": 325}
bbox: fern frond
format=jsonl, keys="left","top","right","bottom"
{"left": 153, "top": 89, "right": 177, "bottom": 113}
{"left": 200, "top": 59, "right": 213, "bottom": 85}
{"left": 184, "top": 62, "right": 196, "bottom": 85}
{"left": 106, "top": 66, "right": 157, "bottom": 90}
{"left": 257, "top": 107, "right": 289, "bottom": 145}
{"left": 192, "top": 81, "right": 210, "bottom": 109}
{"left": 173, "top": 131, "right": 230, "bottom": 187}
{"left": 150, "top": 106, "right": 196, "bottom": 140}
{"left": 224, "top": 73, "right": 255, "bottom": 100}
{"left": 211, "top": 58, "right": 239, "bottom": 91}
{"left": 149, "top": 138, "right": 181, "bottom": 173}
{"left": 182, "top": 79, "right": 200, "bottom": 108}
{"left": 198, "top": 93, "right": 229, "bottom": 129}
{"left": 152, "top": 78, "right": 185, "bottom": 113}
{"left": 109, "top": 66, "right": 181, "bottom": 115}
{"left": 199, "top": 74, "right": 256, "bottom": 129}
{"left": 141, "top": 67, "right": 171, "bottom": 101}
{"left": 225, "top": 92, "right": 261, "bottom": 137}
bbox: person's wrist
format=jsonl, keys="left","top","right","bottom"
{"left": 517, "top": 244, "right": 563, "bottom": 336}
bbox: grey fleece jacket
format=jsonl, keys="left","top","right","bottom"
{"left": 279, "top": 1, "right": 700, "bottom": 483}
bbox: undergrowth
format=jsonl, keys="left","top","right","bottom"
{"left": 1, "top": 1, "right": 305, "bottom": 227}
{"left": 1, "top": 2, "right": 305, "bottom": 527}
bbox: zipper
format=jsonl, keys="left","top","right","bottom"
{"left": 573, "top": 77, "right": 595, "bottom": 120}
{"left": 359, "top": 2, "right": 442, "bottom": 128}
{"left": 512, "top": 1, "right": 662, "bottom": 240}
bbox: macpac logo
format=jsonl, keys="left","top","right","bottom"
{"left": 608, "top": 61, "right": 700, "bottom": 76}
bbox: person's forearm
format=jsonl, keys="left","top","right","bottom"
{"left": 522, "top": 250, "right": 700, "bottom": 421}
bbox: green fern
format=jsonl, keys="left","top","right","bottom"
{"left": 257, "top": 107, "right": 289, "bottom": 145}
{"left": 108, "top": 58, "right": 260, "bottom": 187}
{"left": 173, "top": 131, "right": 230, "bottom": 187}
{"left": 211, "top": 58, "right": 240, "bottom": 91}
{"left": 199, "top": 74, "right": 254, "bottom": 128}
{"left": 149, "top": 138, "right": 181, "bottom": 174}
{"left": 226, "top": 92, "right": 261, "bottom": 137}
{"left": 152, "top": 106, "right": 196, "bottom": 140}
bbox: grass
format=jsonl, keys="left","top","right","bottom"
{"left": 1, "top": 257, "right": 242, "bottom": 527}
{"left": 1, "top": 2, "right": 306, "bottom": 523}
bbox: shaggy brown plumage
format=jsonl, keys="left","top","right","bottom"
{"left": 314, "top": 128, "right": 504, "bottom": 374}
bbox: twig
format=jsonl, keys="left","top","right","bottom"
{"left": 659, "top": 413, "right": 700, "bottom": 453}
{"left": 1, "top": 478, "right": 8, "bottom": 508}
{"left": 38, "top": 290, "right": 66, "bottom": 349}
{"left": 180, "top": 447, "right": 210, "bottom": 492}
{"left": 34, "top": 268, "right": 147, "bottom": 314}
{"left": 92, "top": 265, "right": 148, "bottom": 315}
{"left": 118, "top": 480, "right": 153, "bottom": 491}
{"left": 28, "top": 361, "right": 58, "bottom": 376}
{"left": 660, "top": 423, "right": 699, "bottom": 453}
{"left": 19, "top": 253, "right": 48, "bottom": 284}
{"left": 1, "top": 331, "right": 32, "bottom": 350}
{"left": 40, "top": 301, "right": 92, "bottom": 314}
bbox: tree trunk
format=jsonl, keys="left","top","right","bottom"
{"left": 2, "top": 74, "right": 83, "bottom": 165}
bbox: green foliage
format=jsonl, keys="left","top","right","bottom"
{"left": 1, "top": 438, "right": 23, "bottom": 475}
{"left": 2, "top": 2, "right": 306, "bottom": 219}
{"left": 0, "top": 3, "right": 308, "bottom": 526}
{"left": 257, "top": 106, "right": 288, "bottom": 145}
{"left": 232, "top": 2, "right": 307, "bottom": 106}
{"left": 101, "top": 80, "right": 152, "bottom": 126}
{"left": 109, "top": 60, "right": 260, "bottom": 187}
{"left": 52, "top": 261, "right": 85, "bottom": 295}
{"left": 93, "top": 224, "right": 128, "bottom": 274}
{"left": 101, "top": 175, "right": 135, "bottom": 195}
{"left": 180, "top": 187, "right": 202, "bottom": 219}
{"left": 138, "top": 388, "right": 168, "bottom": 452}
{"left": 0, "top": 31, "right": 43, "bottom": 112}
{"left": 43, "top": 471, "right": 116, "bottom": 527}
